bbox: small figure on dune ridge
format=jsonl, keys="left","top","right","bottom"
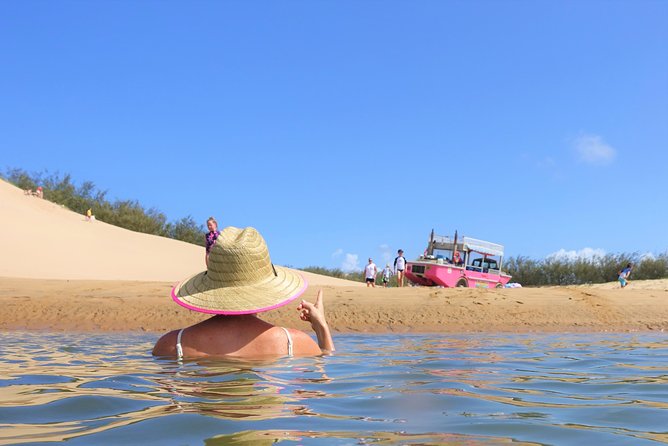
{"left": 24, "top": 186, "right": 43, "bottom": 198}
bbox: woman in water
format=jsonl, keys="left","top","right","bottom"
{"left": 153, "top": 226, "right": 334, "bottom": 358}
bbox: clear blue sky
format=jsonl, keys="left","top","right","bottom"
{"left": 2, "top": 1, "right": 667, "bottom": 271}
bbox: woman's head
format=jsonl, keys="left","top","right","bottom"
{"left": 207, "top": 217, "right": 218, "bottom": 232}
{"left": 173, "top": 226, "right": 306, "bottom": 314}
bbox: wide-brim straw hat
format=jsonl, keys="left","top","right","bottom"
{"left": 172, "top": 226, "right": 307, "bottom": 314}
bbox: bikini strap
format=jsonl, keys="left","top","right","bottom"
{"left": 281, "top": 327, "right": 293, "bottom": 357}
{"left": 176, "top": 328, "right": 185, "bottom": 360}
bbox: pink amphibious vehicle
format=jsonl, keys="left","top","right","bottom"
{"left": 405, "top": 230, "right": 512, "bottom": 288}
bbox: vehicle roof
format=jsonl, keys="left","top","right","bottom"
{"left": 431, "top": 234, "right": 505, "bottom": 257}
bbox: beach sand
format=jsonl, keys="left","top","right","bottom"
{"left": 1, "top": 178, "right": 667, "bottom": 334}
{"left": 1, "top": 276, "right": 667, "bottom": 333}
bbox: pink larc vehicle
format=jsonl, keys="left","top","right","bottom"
{"left": 405, "top": 230, "right": 512, "bottom": 288}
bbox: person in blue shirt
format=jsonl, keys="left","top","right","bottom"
{"left": 618, "top": 263, "right": 633, "bottom": 288}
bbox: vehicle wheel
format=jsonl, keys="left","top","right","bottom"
{"left": 456, "top": 278, "right": 468, "bottom": 287}
{"left": 495, "top": 283, "right": 503, "bottom": 289}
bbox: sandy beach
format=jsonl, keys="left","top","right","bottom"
{"left": 2, "top": 178, "right": 667, "bottom": 334}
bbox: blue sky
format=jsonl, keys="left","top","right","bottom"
{"left": 2, "top": 1, "right": 667, "bottom": 271}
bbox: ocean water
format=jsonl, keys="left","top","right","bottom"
{"left": 0, "top": 332, "right": 667, "bottom": 446}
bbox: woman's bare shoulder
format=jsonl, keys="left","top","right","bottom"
{"left": 152, "top": 329, "right": 180, "bottom": 357}
{"left": 287, "top": 328, "right": 323, "bottom": 356}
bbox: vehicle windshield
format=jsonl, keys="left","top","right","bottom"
{"left": 471, "top": 258, "right": 498, "bottom": 269}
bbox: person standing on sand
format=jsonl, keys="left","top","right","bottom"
{"left": 618, "top": 263, "right": 633, "bottom": 288}
{"left": 153, "top": 226, "right": 334, "bottom": 359}
{"left": 381, "top": 264, "right": 393, "bottom": 287}
{"left": 205, "top": 216, "right": 221, "bottom": 268}
{"left": 364, "top": 258, "right": 378, "bottom": 287}
{"left": 394, "top": 249, "right": 407, "bottom": 287}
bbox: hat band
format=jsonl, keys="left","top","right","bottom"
{"left": 171, "top": 275, "right": 308, "bottom": 315}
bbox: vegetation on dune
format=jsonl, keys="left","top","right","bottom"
{"left": 300, "top": 266, "right": 350, "bottom": 279}
{"left": 5, "top": 168, "right": 667, "bottom": 286}
{"left": 300, "top": 266, "right": 409, "bottom": 287}
{"left": 301, "top": 266, "right": 367, "bottom": 283}
{"left": 3, "top": 168, "right": 205, "bottom": 246}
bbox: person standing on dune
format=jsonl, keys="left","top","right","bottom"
{"left": 205, "top": 216, "right": 221, "bottom": 268}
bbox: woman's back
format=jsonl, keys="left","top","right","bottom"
{"left": 152, "top": 314, "right": 322, "bottom": 358}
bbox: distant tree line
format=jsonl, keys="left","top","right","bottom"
{"left": 301, "top": 266, "right": 364, "bottom": 283}
{"left": 301, "top": 265, "right": 410, "bottom": 287}
{"left": 3, "top": 168, "right": 205, "bottom": 246}
{"left": 503, "top": 253, "right": 668, "bottom": 286}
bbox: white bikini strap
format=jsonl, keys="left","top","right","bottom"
{"left": 281, "top": 327, "right": 293, "bottom": 356}
{"left": 176, "top": 328, "right": 185, "bottom": 360}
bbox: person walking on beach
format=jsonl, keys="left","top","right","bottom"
{"left": 364, "top": 258, "right": 378, "bottom": 287}
{"left": 618, "top": 263, "right": 633, "bottom": 288}
{"left": 153, "top": 226, "right": 334, "bottom": 359}
{"left": 394, "top": 249, "right": 407, "bottom": 287}
{"left": 381, "top": 264, "right": 393, "bottom": 287}
{"left": 205, "top": 216, "right": 221, "bottom": 267}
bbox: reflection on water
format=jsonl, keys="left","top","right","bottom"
{"left": 0, "top": 332, "right": 667, "bottom": 445}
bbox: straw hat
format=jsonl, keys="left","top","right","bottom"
{"left": 172, "top": 226, "right": 307, "bottom": 314}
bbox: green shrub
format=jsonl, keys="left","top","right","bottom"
{"left": 300, "top": 266, "right": 367, "bottom": 283}
{"left": 300, "top": 265, "right": 409, "bottom": 286}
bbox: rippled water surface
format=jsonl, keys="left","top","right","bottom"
{"left": 1, "top": 332, "right": 667, "bottom": 445}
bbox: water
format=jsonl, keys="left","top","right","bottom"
{"left": 1, "top": 332, "right": 667, "bottom": 445}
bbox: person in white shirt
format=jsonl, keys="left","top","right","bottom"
{"left": 381, "top": 264, "right": 393, "bottom": 287}
{"left": 364, "top": 258, "right": 378, "bottom": 287}
{"left": 394, "top": 249, "right": 407, "bottom": 287}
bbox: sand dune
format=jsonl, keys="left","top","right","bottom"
{"left": 1, "top": 179, "right": 202, "bottom": 281}
{"left": 0, "top": 178, "right": 361, "bottom": 286}
{"left": 1, "top": 177, "right": 666, "bottom": 334}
